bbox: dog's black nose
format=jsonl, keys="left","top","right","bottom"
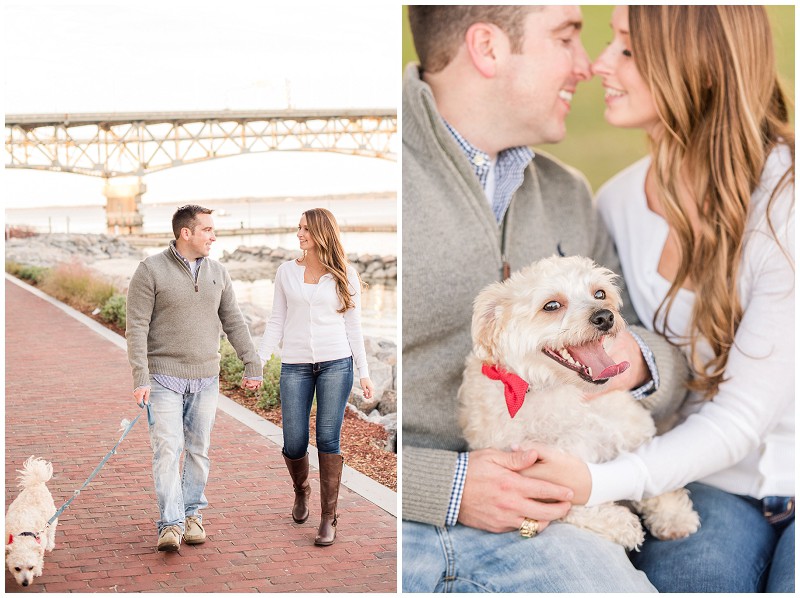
{"left": 590, "top": 309, "right": 615, "bottom": 331}
{"left": 22, "top": 581, "right": 29, "bottom": 586}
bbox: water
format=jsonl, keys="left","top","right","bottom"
{"left": 6, "top": 196, "right": 398, "bottom": 341}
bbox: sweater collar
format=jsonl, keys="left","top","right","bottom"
{"left": 169, "top": 240, "right": 204, "bottom": 271}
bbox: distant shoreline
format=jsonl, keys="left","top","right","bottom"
{"left": 5, "top": 191, "right": 396, "bottom": 212}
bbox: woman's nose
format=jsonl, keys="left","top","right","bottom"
{"left": 573, "top": 41, "right": 592, "bottom": 82}
{"left": 592, "top": 47, "right": 613, "bottom": 77}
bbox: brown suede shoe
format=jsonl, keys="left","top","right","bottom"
{"left": 157, "top": 525, "right": 182, "bottom": 552}
{"left": 183, "top": 516, "right": 206, "bottom": 545}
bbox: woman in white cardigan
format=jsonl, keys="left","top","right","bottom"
{"left": 529, "top": 6, "right": 794, "bottom": 593}
{"left": 258, "top": 208, "right": 374, "bottom": 546}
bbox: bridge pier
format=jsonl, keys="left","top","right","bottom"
{"left": 103, "top": 178, "right": 145, "bottom": 234}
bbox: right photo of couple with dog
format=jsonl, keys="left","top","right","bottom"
{"left": 400, "top": 5, "right": 794, "bottom": 594}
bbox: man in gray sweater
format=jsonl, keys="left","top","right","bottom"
{"left": 402, "top": 6, "right": 688, "bottom": 592}
{"left": 126, "top": 205, "right": 263, "bottom": 552}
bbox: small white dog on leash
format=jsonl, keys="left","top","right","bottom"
{"left": 458, "top": 255, "right": 699, "bottom": 550}
{"left": 5, "top": 456, "right": 58, "bottom": 586}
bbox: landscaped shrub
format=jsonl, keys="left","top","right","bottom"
{"left": 100, "top": 294, "right": 127, "bottom": 329}
{"left": 6, "top": 261, "right": 50, "bottom": 284}
{"left": 219, "top": 337, "right": 245, "bottom": 382}
{"left": 38, "top": 261, "right": 116, "bottom": 311}
{"left": 256, "top": 354, "right": 282, "bottom": 410}
{"left": 219, "top": 338, "right": 282, "bottom": 410}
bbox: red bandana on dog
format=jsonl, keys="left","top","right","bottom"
{"left": 481, "top": 364, "right": 528, "bottom": 418}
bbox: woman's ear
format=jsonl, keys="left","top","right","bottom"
{"left": 464, "top": 22, "right": 502, "bottom": 78}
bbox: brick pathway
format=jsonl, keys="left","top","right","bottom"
{"left": 4, "top": 277, "right": 397, "bottom": 593}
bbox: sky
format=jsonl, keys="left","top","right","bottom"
{"left": 3, "top": 1, "right": 399, "bottom": 208}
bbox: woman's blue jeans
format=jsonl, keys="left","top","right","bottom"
{"left": 630, "top": 482, "right": 795, "bottom": 592}
{"left": 280, "top": 356, "right": 354, "bottom": 459}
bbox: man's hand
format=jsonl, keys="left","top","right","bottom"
{"left": 241, "top": 377, "right": 261, "bottom": 391}
{"left": 133, "top": 386, "right": 151, "bottom": 406}
{"left": 590, "top": 330, "right": 649, "bottom": 394}
{"left": 457, "top": 448, "right": 574, "bottom": 533}
{"left": 520, "top": 443, "right": 592, "bottom": 506}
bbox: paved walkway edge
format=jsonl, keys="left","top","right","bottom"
{"left": 5, "top": 273, "right": 397, "bottom": 517}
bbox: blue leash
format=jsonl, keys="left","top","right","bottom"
{"left": 44, "top": 402, "right": 153, "bottom": 528}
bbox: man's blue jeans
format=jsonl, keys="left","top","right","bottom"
{"left": 402, "top": 520, "right": 656, "bottom": 592}
{"left": 630, "top": 482, "right": 795, "bottom": 592}
{"left": 280, "top": 356, "right": 354, "bottom": 459}
{"left": 147, "top": 377, "right": 219, "bottom": 534}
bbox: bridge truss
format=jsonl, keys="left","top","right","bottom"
{"left": 4, "top": 109, "right": 397, "bottom": 178}
{"left": 5, "top": 109, "right": 396, "bottom": 233}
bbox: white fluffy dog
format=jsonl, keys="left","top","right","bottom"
{"left": 458, "top": 256, "right": 699, "bottom": 550}
{"left": 5, "top": 456, "right": 58, "bottom": 586}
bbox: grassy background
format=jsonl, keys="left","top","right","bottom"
{"left": 401, "top": 5, "right": 795, "bottom": 192}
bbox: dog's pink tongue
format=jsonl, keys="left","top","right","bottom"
{"left": 568, "top": 340, "right": 631, "bottom": 381}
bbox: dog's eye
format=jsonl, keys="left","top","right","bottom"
{"left": 14, "top": 567, "right": 20, "bottom": 572}
{"left": 594, "top": 290, "right": 606, "bottom": 300}
{"left": 543, "top": 301, "right": 561, "bottom": 312}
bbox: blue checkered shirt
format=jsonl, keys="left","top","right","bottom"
{"left": 442, "top": 120, "right": 534, "bottom": 223}
{"left": 441, "top": 125, "right": 659, "bottom": 524}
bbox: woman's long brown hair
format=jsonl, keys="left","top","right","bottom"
{"left": 302, "top": 208, "right": 364, "bottom": 313}
{"left": 629, "top": 5, "right": 794, "bottom": 398}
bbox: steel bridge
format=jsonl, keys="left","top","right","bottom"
{"left": 4, "top": 109, "right": 397, "bottom": 232}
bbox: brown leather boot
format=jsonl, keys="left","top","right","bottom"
{"left": 315, "top": 452, "right": 343, "bottom": 546}
{"left": 283, "top": 453, "right": 311, "bottom": 524}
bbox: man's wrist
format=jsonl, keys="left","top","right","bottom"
{"left": 445, "top": 452, "right": 469, "bottom": 526}
{"left": 628, "top": 330, "right": 659, "bottom": 400}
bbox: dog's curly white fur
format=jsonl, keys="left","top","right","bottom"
{"left": 5, "top": 456, "right": 58, "bottom": 586}
{"left": 458, "top": 256, "right": 699, "bottom": 550}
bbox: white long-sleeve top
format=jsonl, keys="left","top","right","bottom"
{"left": 257, "top": 259, "right": 370, "bottom": 378}
{"left": 589, "top": 145, "right": 794, "bottom": 505}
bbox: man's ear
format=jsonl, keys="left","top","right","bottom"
{"left": 464, "top": 22, "right": 503, "bottom": 78}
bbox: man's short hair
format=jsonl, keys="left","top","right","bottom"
{"left": 408, "top": 5, "right": 539, "bottom": 74}
{"left": 172, "top": 205, "right": 213, "bottom": 239}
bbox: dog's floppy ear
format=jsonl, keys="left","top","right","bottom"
{"left": 472, "top": 282, "right": 505, "bottom": 362}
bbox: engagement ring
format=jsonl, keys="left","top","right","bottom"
{"left": 519, "top": 517, "right": 539, "bottom": 538}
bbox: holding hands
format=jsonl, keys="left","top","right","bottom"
{"left": 241, "top": 377, "right": 262, "bottom": 391}
{"left": 458, "top": 448, "right": 574, "bottom": 533}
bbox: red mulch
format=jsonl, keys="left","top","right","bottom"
{"left": 220, "top": 380, "right": 397, "bottom": 491}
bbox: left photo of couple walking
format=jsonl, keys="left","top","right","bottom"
{"left": 4, "top": 2, "right": 397, "bottom": 593}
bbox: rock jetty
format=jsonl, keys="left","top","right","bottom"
{"left": 221, "top": 245, "right": 397, "bottom": 285}
{"left": 5, "top": 233, "right": 145, "bottom": 268}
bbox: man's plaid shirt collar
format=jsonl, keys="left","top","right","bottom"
{"left": 442, "top": 119, "right": 534, "bottom": 223}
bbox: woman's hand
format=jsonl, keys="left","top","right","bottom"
{"left": 518, "top": 443, "right": 592, "bottom": 505}
{"left": 360, "top": 377, "right": 375, "bottom": 400}
{"left": 458, "top": 448, "right": 573, "bottom": 533}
